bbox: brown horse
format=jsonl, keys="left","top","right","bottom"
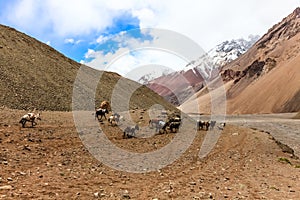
{"left": 99, "top": 101, "right": 111, "bottom": 111}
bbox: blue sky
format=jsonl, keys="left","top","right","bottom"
{"left": 0, "top": 0, "right": 299, "bottom": 78}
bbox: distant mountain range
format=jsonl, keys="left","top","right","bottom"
{"left": 144, "top": 35, "right": 260, "bottom": 105}
{"left": 180, "top": 7, "right": 300, "bottom": 114}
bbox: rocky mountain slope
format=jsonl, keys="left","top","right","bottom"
{"left": 0, "top": 25, "right": 176, "bottom": 111}
{"left": 180, "top": 7, "right": 300, "bottom": 114}
{"left": 146, "top": 36, "right": 259, "bottom": 105}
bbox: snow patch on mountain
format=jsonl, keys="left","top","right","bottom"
{"left": 185, "top": 35, "right": 260, "bottom": 79}
{"left": 138, "top": 68, "right": 173, "bottom": 85}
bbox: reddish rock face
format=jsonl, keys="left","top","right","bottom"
{"left": 147, "top": 68, "right": 205, "bottom": 105}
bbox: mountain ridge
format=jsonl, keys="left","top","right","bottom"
{"left": 180, "top": 7, "right": 300, "bottom": 114}
{"left": 145, "top": 35, "right": 259, "bottom": 105}
{"left": 0, "top": 24, "right": 176, "bottom": 112}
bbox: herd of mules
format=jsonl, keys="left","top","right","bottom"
{"left": 19, "top": 101, "right": 225, "bottom": 138}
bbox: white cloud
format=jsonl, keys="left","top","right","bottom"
{"left": 132, "top": 8, "right": 156, "bottom": 29}
{"left": 64, "top": 38, "right": 75, "bottom": 44}
{"left": 64, "top": 38, "right": 83, "bottom": 45}
{"left": 84, "top": 47, "right": 188, "bottom": 79}
{"left": 82, "top": 30, "right": 199, "bottom": 80}
{"left": 43, "top": 0, "right": 114, "bottom": 36}
{"left": 96, "top": 35, "right": 111, "bottom": 44}
{"left": 138, "top": 0, "right": 300, "bottom": 51}
{"left": 84, "top": 49, "right": 98, "bottom": 59}
{"left": 3, "top": 0, "right": 299, "bottom": 50}
{"left": 4, "top": 0, "right": 119, "bottom": 36}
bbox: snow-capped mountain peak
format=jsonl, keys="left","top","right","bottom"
{"left": 143, "top": 35, "right": 260, "bottom": 105}
{"left": 138, "top": 35, "right": 259, "bottom": 85}
{"left": 185, "top": 35, "right": 260, "bottom": 79}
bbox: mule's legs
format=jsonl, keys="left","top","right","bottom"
{"left": 33, "top": 120, "right": 37, "bottom": 127}
{"left": 31, "top": 120, "right": 36, "bottom": 127}
{"left": 22, "top": 120, "right": 26, "bottom": 128}
{"left": 155, "top": 124, "right": 159, "bottom": 133}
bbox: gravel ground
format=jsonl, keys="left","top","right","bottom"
{"left": 191, "top": 113, "right": 300, "bottom": 158}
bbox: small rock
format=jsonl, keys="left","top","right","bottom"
{"left": 94, "top": 192, "right": 106, "bottom": 198}
{"left": 189, "top": 181, "right": 197, "bottom": 185}
{"left": 224, "top": 177, "right": 230, "bottom": 181}
{"left": 122, "top": 190, "right": 130, "bottom": 199}
{"left": 7, "top": 177, "right": 13, "bottom": 181}
{"left": 100, "top": 193, "right": 106, "bottom": 197}
{"left": 19, "top": 171, "right": 26, "bottom": 176}
{"left": 23, "top": 145, "right": 31, "bottom": 151}
{"left": 225, "top": 187, "right": 232, "bottom": 190}
{"left": 0, "top": 185, "right": 13, "bottom": 190}
{"left": 94, "top": 192, "right": 99, "bottom": 198}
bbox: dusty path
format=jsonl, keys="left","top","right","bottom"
{"left": 226, "top": 113, "right": 300, "bottom": 158}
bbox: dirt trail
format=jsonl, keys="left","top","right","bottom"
{"left": 1, "top": 109, "right": 300, "bottom": 199}
{"left": 225, "top": 113, "right": 300, "bottom": 158}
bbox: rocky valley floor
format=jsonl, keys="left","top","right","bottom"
{"left": 1, "top": 108, "right": 300, "bottom": 199}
